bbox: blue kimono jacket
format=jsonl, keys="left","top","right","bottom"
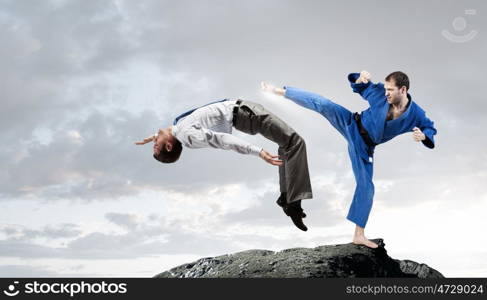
{"left": 348, "top": 72, "right": 437, "bottom": 150}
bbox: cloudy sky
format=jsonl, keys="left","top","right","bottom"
{"left": 0, "top": 0, "right": 486, "bottom": 277}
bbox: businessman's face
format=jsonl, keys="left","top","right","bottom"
{"left": 153, "top": 129, "right": 172, "bottom": 156}
{"left": 153, "top": 134, "right": 163, "bottom": 156}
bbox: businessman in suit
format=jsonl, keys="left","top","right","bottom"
{"left": 135, "top": 99, "right": 313, "bottom": 231}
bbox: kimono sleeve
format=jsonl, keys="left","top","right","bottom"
{"left": 348, "top": 73, "right": 386, "bottom": 106}
{"left": 418, "top": 112, "right": 437, "bottom": 149}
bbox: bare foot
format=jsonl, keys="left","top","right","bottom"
{"left": 353, "top": 236, "right": 378, "bottom": 249}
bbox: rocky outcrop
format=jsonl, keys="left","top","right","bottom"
{"left": 154, "top": 239, "right": 443, "bottom": 278}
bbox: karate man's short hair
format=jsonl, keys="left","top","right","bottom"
{"left": 385, "top": 71, "right": 410, "bottom": 91}
{"left": 153, "top": 140, "right": 183, "bottom": 163}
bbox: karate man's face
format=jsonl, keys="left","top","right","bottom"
{"left": 385, "top": 80, "right": 407, "bottom": 105}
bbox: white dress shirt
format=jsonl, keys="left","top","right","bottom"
{"left": 172, "top": 100, "right": 262, "bottom": 156}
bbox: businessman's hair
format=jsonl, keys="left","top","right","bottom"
{"left": 385, "top": 71, "right": 410, "bottom": 91}
{"left": 153, "top": 140, "right": 183, "bottom": 163}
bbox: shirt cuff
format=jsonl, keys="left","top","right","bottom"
{"left": 250, "top": 145, "right": 263, "bottom": 157}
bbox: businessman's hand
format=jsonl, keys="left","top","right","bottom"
{"left": 261, "top": 81, "right": 285, "bottom": 96}
{"left": 412, "top": 127, "right": 426, "bottom": 142}
{"left": 259, "top": 149, "right": 283, "bottom": 166}
{"left": 134, "top": 135, "right": 155, "bottom": 145}
{"left": 356, "top": 70, "right": 371, "bottom": 84}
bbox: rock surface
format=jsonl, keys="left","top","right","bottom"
{"left": 154, "top": 239, "right": 444, "bottom": 278}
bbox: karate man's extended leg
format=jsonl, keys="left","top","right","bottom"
{"left": 282, "top": 87, "right": 354, "bottom": 139}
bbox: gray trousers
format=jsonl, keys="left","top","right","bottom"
{"left": 233, "top": 100, "right": 313, "bottom": 203}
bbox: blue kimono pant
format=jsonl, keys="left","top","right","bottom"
{"left": 311, "top": 96, "right": 375, "bottom": 228}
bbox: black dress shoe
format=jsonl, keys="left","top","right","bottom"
{"left": 284, "top": 200, "right": 308, "bottom": 231}
{"left": 276, "top": 193, "right": 306, "bottom": 218}
{"left": 276, "top": 193, "right": 287, "bottom": 208}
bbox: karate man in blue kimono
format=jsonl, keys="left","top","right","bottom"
{"left": 262, "top": 70, "right": 437, "bottom": 248}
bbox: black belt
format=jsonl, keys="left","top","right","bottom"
{"left": 232, "top": 99, "right": 242, "bottom": 125}
{"left": 353, "top": 113, "right": 377, "bottom": 149}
